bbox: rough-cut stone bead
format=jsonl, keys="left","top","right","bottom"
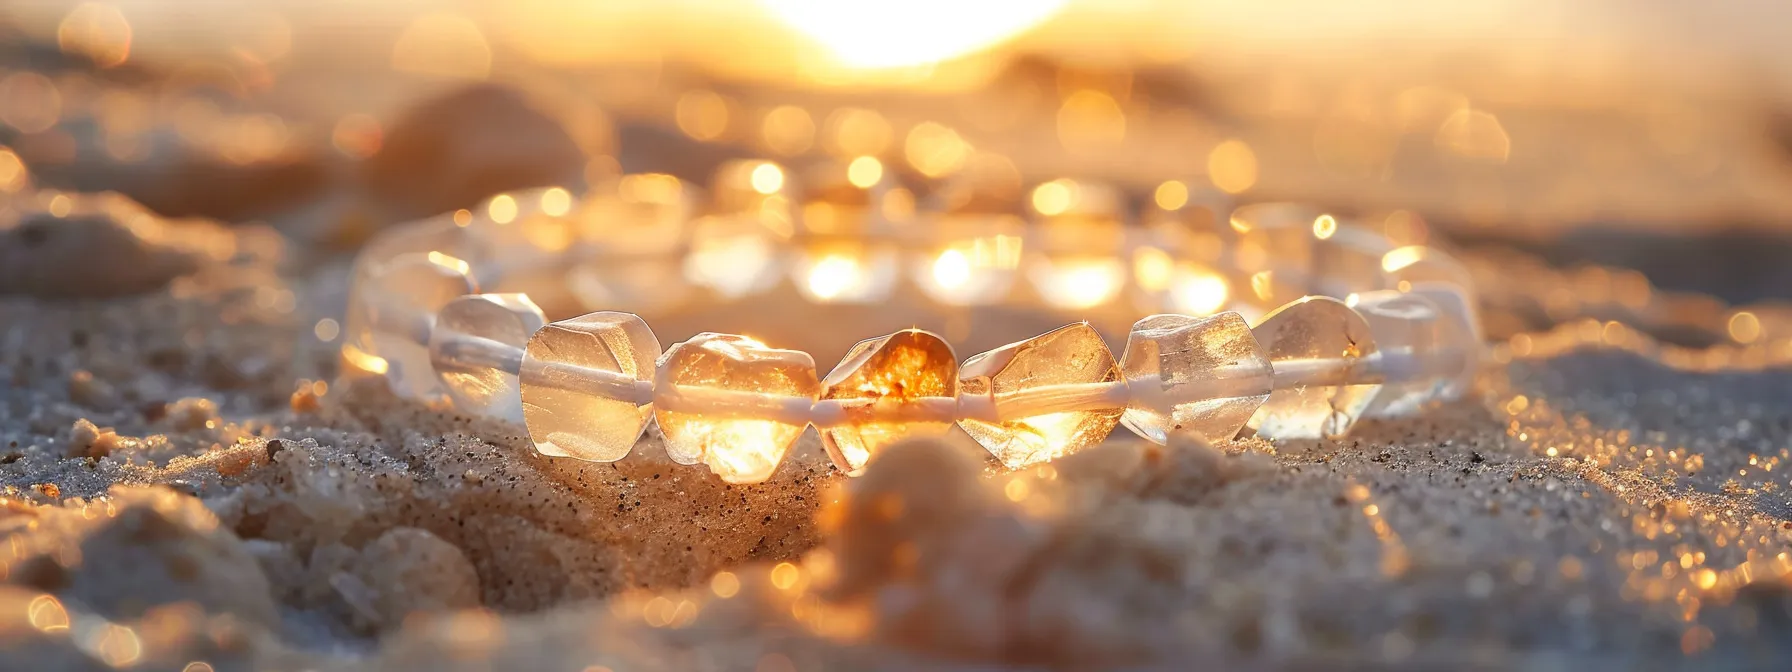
{"left": 1380, "top": 245, "right": 1476, "bottom": 292}
{"left": 429, "top": 293, "right": 546, "bottom": 422}
{"left": 958, "top": 323, "right": 1122, "bottom": 469}
{"left": 1120, "top": 312, "right": 1273, "bottom": 444}
{"left": 655, "top": 333, "right": 820, "bottom": 484}
{"left": 1407, "top": 283, "right": 1481, "bottom": 398}
{"left": 520, "top": 311, "right": 662, "bottom": 462}
{"left": 341, "top": 252, "right": 477, "bottom": 400}
{"left": 817, "top": 329, "right": 959, "bottom": 475}
{"left": 1311, "top": 225, "right": 1393, "bottom": 297}
{"left": 1247, "top": 296, "right": 1383, "bottom": 439}
{"left": 1351, "top": 291, "right": 1446, "bottom": 418}
{"left": 1230, "top": 203, "right": 1324, "bottom": 307}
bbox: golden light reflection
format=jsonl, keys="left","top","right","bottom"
{"left": 932, "top": 248, "right": 972, "bottom": 288}
{"left": 28, "top": 594, "right": 68, "bottom": 632}
{"left": 1169, "top": 268, "right": 1230, "bottom": 315}
{"left": 1030, "top": 179, "right": 1077, "bottom": 216}
{"left": 762, "top": 105, "right": 815, "bottom": 155}
{"left": 770, "top": 561, "right": 802, "bottom": 590}
{"left": 1133, "top": 246, "right": 1174, "bottom": 292}
{"left": 57, "top": 3, "right": 132, "bottom": 68}
{"left": 1057, "top": 89, "right": 1126, "bottom": 151}
{"left": 426, "top": 251, "right": 472, "bottom": 277}
{"left": 620, "top": 173, "right": 684, "bottom": 204}
{"left": 750, "top": 162, "right": 786, "bottom": 195}
{"left": 391, "top": 12, "right": 491, "bottom": 79}
{"left": 918, "top": 234, "right": 1022, "bottom": 304}
{"left": 1031, "top": 258, "right": 1124, "bottom": 309}
{"left": 0, "top": 148, "right": 26, "bottom": 192}
{"left": 1208, "top": 140, "right": 1258, "bottom": 194}
{"left": 759, "top": 0, "right": 1068, "bottom": 68}
{"left": 805, "top": 254, "right": 865, "bottom": 301}
{"left": 904, "top": 122, "right": 970, "bottom": 177}
{"left": 676, "top": 90, "right": 731, "bottom": 141}
{"left": 0, "top": 72, "right": 62, "bottom": 134}
{"left": 540, "top": 187, "right": 573, "bottom": 217}
{"left": 825, "top": 108, "right": 892, "bottom": 156}
{"left": 711, "top": 571, "right": 741, "bottom": 598}
{"left": 94, "top": 623, "right": 143, "bottom": 667}
{"left": 1312, "top": 214, "right": 1338, "bottom": 240}
{"left": 341, "top": 344, "right": 391, "bottom": 376}
{"left": 487, "top": 194, "right": 518, "bottom": 224}
{"left": 1154, "top": 180, "right": 1189, "bottom": 211}
{"left": 1727, "top": 312, "right": 1762, "bottom": 344}
{"left": 846, "top": 155, "right": 884, "bottom": 188}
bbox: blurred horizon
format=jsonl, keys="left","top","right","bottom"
{"left": 6, "top": 0, "right": 1792, "bottom": 233}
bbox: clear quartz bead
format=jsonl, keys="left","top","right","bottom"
{"left": 520, "top": 311, "right": 662, "bottom": 462}
{"left": 1407, "top": 283, "right": 1481, "bottom": 399}
{"left": 817, "top": 329, "right": 959, "bottom": 475}
{"left": 958, "top": 323, "right": 1123, "bottom": 469}
{"left": 1351, "top": 291, "right": 1447, "bottom": 418}
{"left": 1230, "top": 203, "right": 1324, "bottom": 308}
{"left": 341, "top": 252, "right": 477, "bottom": 400}
{"left": 1247, "top": 296, "right": 1383, "bottom": 439}
{"left": 654, "top": 333, "right": 820, "bottom": 484}
{"left": 1381, "top": 247, "right": 1483, "bottom": 347}
{"left": 1312, "top": 225, "right": 1393, "bottom": 297}
{"left": 429, "top": 293, "right": 546, "bottom": 422}
{"left": 1120, "top": 312, "right": 1273, "bottom": 444}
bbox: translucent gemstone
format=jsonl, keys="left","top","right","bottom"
{"left": 1380, "top": 245, "right": 1476, "bottom": 292}
{"left": 1407, "top": 283, "right": 1481, "bottom": 399}
{"left": 1311, "top": 225, "right": 1393, "bottom": 298}
{"left": 1120, "top": 312, "right": 1273, "bottom": 444}
{"left": 1230, "top": 203, "right": 1322, "bottom": 271}
{"left": 958, "top": 323, "right": 1123, "bottom": 469}
{"left": 1351, "top": 291, "right": 1445, "bottom": 418}
{"left": 354, "top": 216, "right": 474, "bottom": 281}
{"left": 519, "top": 311, "right": 662, "bottom": 462}
{"left": 1230, "top": 203, "right": 1324, "bottom": 308}
{"left": 655, "top": 333, "right": 820, "bottom": 484}
{"left": 1247, "top": 296, "right": 1383, "bottom": 439}
{"left": 817, "top": 329, "right": 959, "bottom": 476}
{"left": 341, "top": 252, "right": 477, "bottom": 400}
{"left": 429, "top": 293, "right": 546, "bottom": 422}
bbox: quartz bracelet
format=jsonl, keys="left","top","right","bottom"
{"left": 340, "top": 159, "right": 1483, "bottom": 483}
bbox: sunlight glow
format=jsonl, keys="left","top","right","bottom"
{"left": 759, "top": 0, "right": 1069, "bottom": 69}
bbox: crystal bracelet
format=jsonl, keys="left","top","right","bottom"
{"left": 339, "top": 158, "right": 1483, "bottom": 483}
